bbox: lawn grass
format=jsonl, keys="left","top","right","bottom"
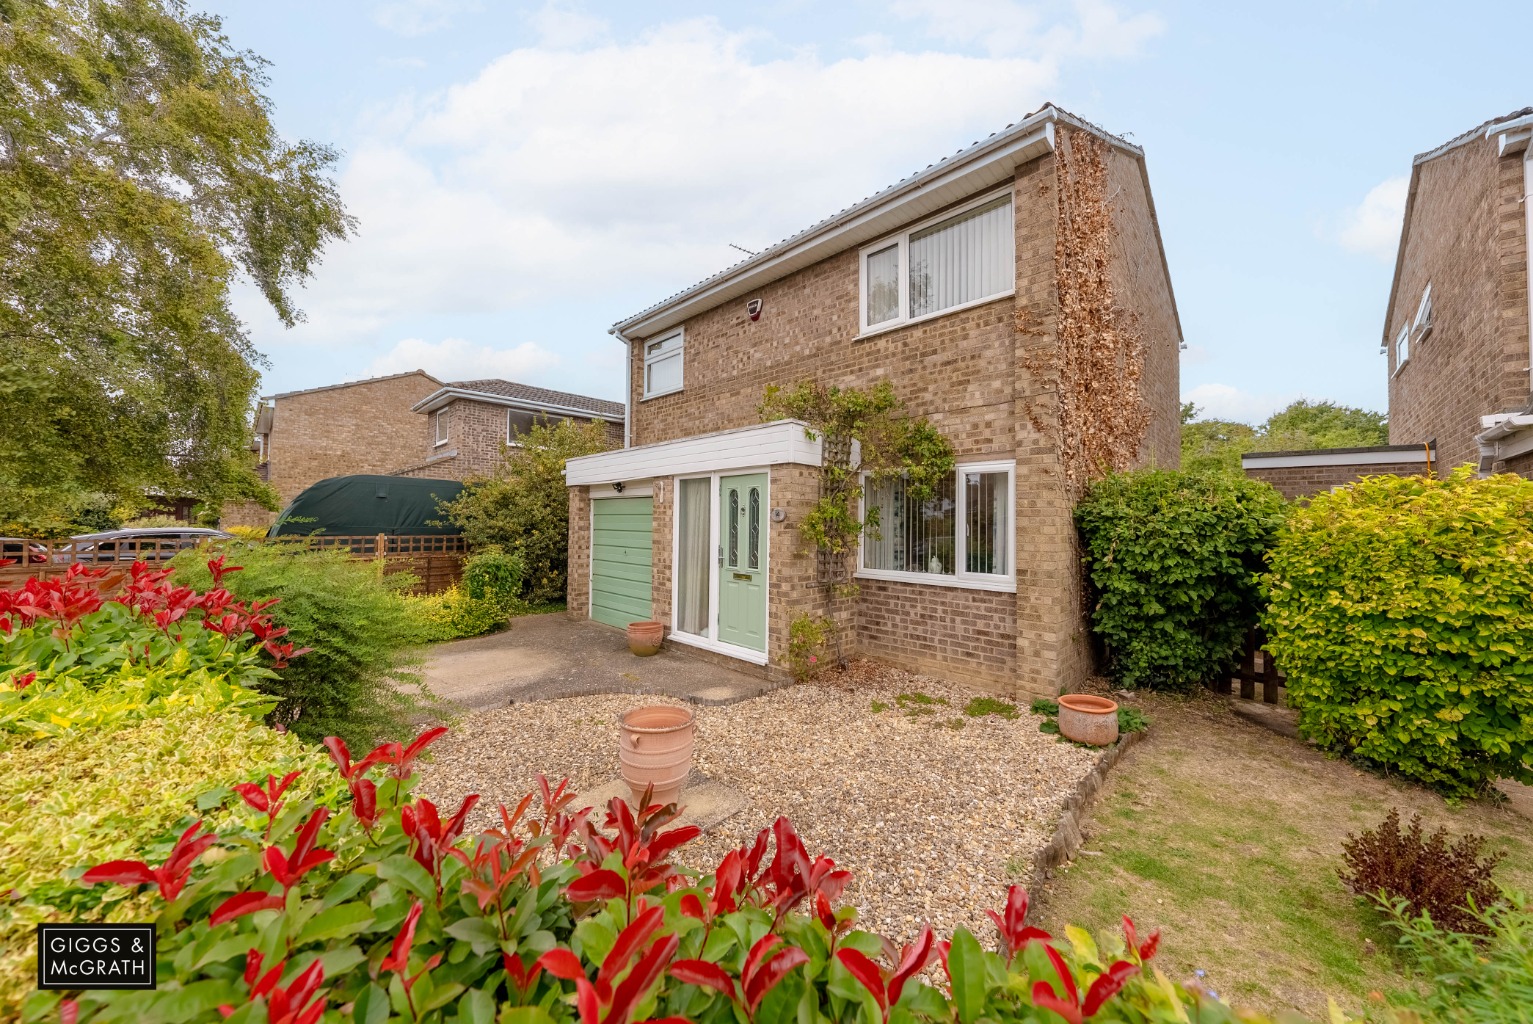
{"left": 1033, "top": 691, "right": 1533, "bottom": 1020}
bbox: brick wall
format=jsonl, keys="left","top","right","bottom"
{"left": 567, "top": 488, "right": 591, "bottom": 618}
{"left": 1388, "top": 139, "right": 1531, "bottom": 471}
{"left": 1243, "top": 460, "right": 1430, "bottom": 501}
{"left": 1103, "top": 145, "right": 1183, "bottom": 470}
{"left": 402, "top": 400, "right": 622, "bottom": 482}
{"left": 264, "top": 372, "right": 440, "bottom": 506}
{"left": 1499, "top": 450, "right": 1533, "bottom": 477}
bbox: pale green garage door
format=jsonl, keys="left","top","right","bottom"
{"left": 590, "top": 497, "right": 654, "bottom": 629}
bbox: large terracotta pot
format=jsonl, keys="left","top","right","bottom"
{"left": 618, "top": 705, "right": 695, "bottom": 806}
{"left": 1057, "top": 694, "right": 1120, "bottom": 746}
{"left": 627, "top": 620, "right": 664, "bottom": 657}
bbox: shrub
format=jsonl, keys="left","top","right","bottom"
{"left": 785, "top": 612, "right": 834, "bottom": 682}
{"left": 21, "top": 723, "right": 1269, "bottom": 1024}
{"left": 1075, "top": 470, "right": 1287, "bottom": 691}
{"left": 437, "top": 418, "right": 613, "bottom": 604}
{"left": 1386, "top": 895, "right": 1533, "bottom": 1023}
{"left": 408, "top": 584, "right": 508, "bottom": 642}
{"left": 1263, "top": 468, "right": 1533, "bottom": 796}
{"left": 461, "top": 546, "right": 526, "bottom": 614}
{"left": 171, "top": 542, "right": 436, "bottom": 748}
{"left": 1341, "top": 809, "right": 1503, "bottom": 935}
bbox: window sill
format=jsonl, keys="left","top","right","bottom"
{"left": 1392, "top": 360, "right": 1408, "bottom": 378}
{"left": 855, "top": 569, "right": 1016, "bottom": 594}
{"left": 855, "top": 290, "right": 1015, "bottom": 342}
{"left": 433, "top": 440, "right": 450, "bottom": 448}
{"left": 640, "top": 386, "right": 684, "bottom": 403}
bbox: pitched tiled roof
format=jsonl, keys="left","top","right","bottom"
{"left": 449, "top": 379, "right": 624, "bottom": 419}
{"left": 269, "top": 370, "right": 441, "bottom": 401}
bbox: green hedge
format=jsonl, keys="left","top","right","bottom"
{"left": 1263, "top": 468, "right": 1533, "bottom": 797}
{"left": 1075, "top": 470, "right": 1288, "bottom": 692}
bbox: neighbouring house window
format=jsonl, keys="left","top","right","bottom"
{"left": 676, "top": 478, "right": 711, "bottom": 636}
{"left": 434, "top": 409, "right": 450, "bottom": 446}
{"left": 859, "top": 192, "right": 1014, "bottom": 333}
{"left": 860, "top": 462, "right": 1014, "bottom": 586}
{"left": 507, "top": 408, "right": 543, "bottom": 444}
{"left": 643, "top": 329, "right": 684, "bottom": 398}
{"left": 1395, "top": 325, "right": 1410, "bottom": 373}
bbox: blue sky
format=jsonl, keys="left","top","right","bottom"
{"left": 204, "top": 0, "right": 1532, "bottom": 423}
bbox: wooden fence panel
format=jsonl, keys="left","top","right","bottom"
{"left": 1213, "top": 628, "right": 1285, "bottom": 704}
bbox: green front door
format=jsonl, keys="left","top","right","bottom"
{"left": 717, "top": 473, "right": 766, "bottom": 652}
{"left": 591, "top": 496, "right": 653, "bottom": 629}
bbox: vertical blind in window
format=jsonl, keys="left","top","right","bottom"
{"left": 862, "top": 475, "right": 957, "bottom": 575}
{"left": 865, "top": 244, "right": 900, "bottom": 326}
{"left": 908, "top": 197, "right": 1013, "bottom": 319}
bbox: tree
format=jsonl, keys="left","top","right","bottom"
{"left": 437, "top": 419, "right": 614, "bottom": 605}
{"left": 1180, "top": 399, "right": 1389, "bottom": 476}
{"left": 0, "top": 0, "right": 353, "bottom": 534}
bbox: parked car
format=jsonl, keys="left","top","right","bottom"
{"left": 0, "top": 537, "right": 48, "bottom": 565}
{"left": 53, "top": 527, "right": 232, "bottom": 564}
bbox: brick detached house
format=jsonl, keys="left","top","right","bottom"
{"left": 564, "top": 105, "right": 1182, "bottom": 698}
{"left": 395, "top": 379, "right": 624, "bottom": 480}
{"left": 224, "top": 372, "right": 622, "bottom": 528}
{"left": 1384, "top": 108, "right": 1533, "bottom": 475}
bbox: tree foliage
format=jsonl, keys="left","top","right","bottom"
{"left": 436, "top": 418, "right": 614, "bottom": 605}
{"left": 1076, "top": 469, "right": 1288, "bottom": 692}
{"left": 1180, "top": 400, "right": 1389, "bottom": 476}
{"left": 1263, "top": 468, "right": 1533, "bottom": 797}
{"left": 0, "top": 0, "right": 352, "bottom": 532}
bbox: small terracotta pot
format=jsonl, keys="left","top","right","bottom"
{"left": 626, "top": 620, "right": 664, "bottom": 656}
{"left": 1057, "top": 694, "right": 1120, "bottom": 746}
{"left": 618, "top": 705, "right": 695, "bottom": 806}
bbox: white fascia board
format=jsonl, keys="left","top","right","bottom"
{"left": 1241, "top": 449, "right": 1432, "bottom": 469}
{"left": 565, "top": 420, "right": 821, "bottom": 485}
{"left": 411, "top": 387, "right": 623, "bottom": 422}
{"left": 610, "top": 122, "right": 1056, "bottom": 340}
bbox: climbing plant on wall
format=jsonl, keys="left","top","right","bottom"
{"left": 1021, "top": 127, "right": 1152, "bottom": 498}
{"left": 759, "top": 380, "right": 955, "bottom": 589}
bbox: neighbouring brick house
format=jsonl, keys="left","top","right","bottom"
{"left": 1385, "top": 108, "right": 1533, "bottom": 475}
{"left": 396, "top": 380, "right": 624, "bottom": 480}
{"left": 223, "top": 371, "right": 444, "bottom": 528}
{"left": 224, "top": 372, "right": 623, "bottom": 529}
{"left": 1241, "top": 444, "right": 1436, "bottom": 501}
{"left": 564, "top": 104, "right": 1182, "bottom": 698}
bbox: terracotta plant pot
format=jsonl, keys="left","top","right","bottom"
{"left": 1057, "top": 694, "right": 1120, "bottom": 747}
{"left": 626, "top": 620, "right": 664, "bottom": 656}
{"left": 618, "top": 705, "right": 695, "bottom": 806}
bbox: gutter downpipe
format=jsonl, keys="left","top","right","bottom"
{"left": 610, "top": 326, "right": 634, "bottom": 449}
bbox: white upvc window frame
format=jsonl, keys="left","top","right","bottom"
{"left": 855, "top": 459, "right": 1016, "bottom": 593}
{"left": 642, "top": 328, "right": 685, "bottom": 400}
{"left": 1414, "top": 282, "right": 1433, "bottom": 329}
{"left": 857, "top": 189, "right": 1016, "bottom": 338}
{"left": 1394, "top": 324, "right": 1410, "bottom": 375}
{"left": 433, "top": 409, "right": 450, "bottom": 446}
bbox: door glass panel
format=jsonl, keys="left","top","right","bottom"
{"left": 748, "top": 487, "right": 761, "bottom": 569}
{"left": 677, "top": 478, "right": 711, "bottom": 635}
{"left": 727, "top": 488, "right": 739, "bottom": 568}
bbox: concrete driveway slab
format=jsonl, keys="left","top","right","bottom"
{"left": 422, "top": 613, "right": 784, "bottom": 711}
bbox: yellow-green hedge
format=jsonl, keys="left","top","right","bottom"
{"left": 1263, "top": 468, "right": 1533, "bottom": 796}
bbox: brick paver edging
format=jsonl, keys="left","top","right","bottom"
{"left": 1028, "top": 726, "right": 1148, "bottom": 886}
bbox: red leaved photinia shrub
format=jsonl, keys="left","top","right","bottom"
{"left": 31, "top": 718, "right": 1240, "bottom": 1024}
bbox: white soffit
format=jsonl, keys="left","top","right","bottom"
{"left": 1241, "top": 448, "right": 1433, "bottom": 470}
{"left": 565, "top": 420, "right": 822, "bottom": 485}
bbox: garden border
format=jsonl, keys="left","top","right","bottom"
{"left": 1029, "top": 726, "right": 1148, "bottom": 882}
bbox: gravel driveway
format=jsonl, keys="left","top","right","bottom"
{"left": 416, "top": 662, "right": 1098, "bottom": 943}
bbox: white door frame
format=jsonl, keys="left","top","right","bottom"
{"left": 669, "top": 467, "right": 770, "bottom": 666}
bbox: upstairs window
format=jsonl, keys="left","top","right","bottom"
{"left": 434, "top": 409, "right": 450, "bottom": 446}
{"left": 507, "top": 408, "right": 544, "bottom": 445}
{"left": 1413, "top": 283, "right": 1433, "bottom": 339}
{"left": 643, "top": 329, "right": 684, "bottom": 399}
{"left": 1394, "top": 325, "right": 1410, "bottom": 373}
{"left": 859, "top": 192, "right": 1015, "bottom": 334}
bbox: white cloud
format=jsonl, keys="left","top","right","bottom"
{"left": 364, "top": 337, "right": 560, "bottom": 381}
{"left": 529, "top": 0, "right": 609, "bottom": 48}
{"left": 1182, "top": 383, "right": 1296, "bottom": 424}
{"left": 373, "top": 0, "right": 480, "bottom": 37}
{"left": 891, "top": 0, "right": 1164, "bottom": 58}
{"left": 1337, "top": 175, "right": 1408, "bottom": 262}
